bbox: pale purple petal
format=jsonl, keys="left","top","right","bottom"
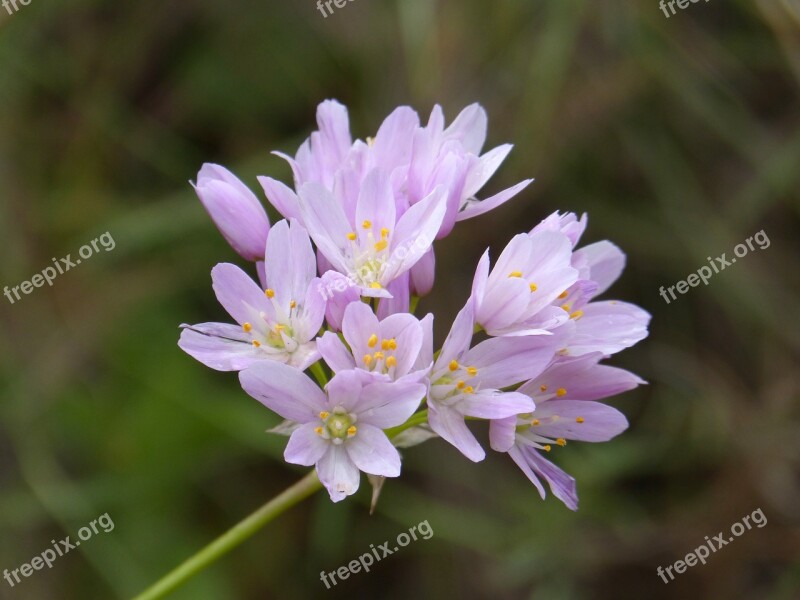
{"left": 507, "top": 445, "right": 546, "bottom": 498}
{"left": 258, "top": 176, "right": 301, "bottom": 221}
{"left": 463, "top": 144, "right": 512, "bottom": 198}
{"left": 285, "top": 423, "right": 330, "bottom": 466}
{"left": 456, "top": 390, "right": 534, "bottom": 419}
{"left": 410, "top": 248, "right": 436, "bottom": 296}
{"left": 211, "top": 263, "right": 273, "bottom": 325}
{"left": 457, "top": 179, "right": 533, "bottom": 221}
{"left": 428, "top": 402, "right": 485, "bottom": 462}
{"left": 351, "top": 380, "right": 425, "bottom": 428}
{"left": 489, "top": 416, "right": 516, "bottom": 452}
{"left": 573, "top": 240, "right": 625, "bottom": 296}
{"left": 464, "top": 334, "right": 558, "bottom": 389}
{"left": 264, "top": 220, "right": 317, "bottom": 307}
{"left": 525, "top": 449, "right": 578, "bottom": 511}
{"left": 525, "top": 400, "right": 628, "bottom": 442}
{"left": 568, "top": 301, "right": 651, "bottom": 356}
{"left": 384, "top": 185, "right": 446, "bottom": 280}
{"left": 296, "top": 182, "right": 353, "bottom": 274}
{"left": 377, "top": 272, "right": 410, "bottom": 319}
{"left": 316, "top": 332, "right": 356, "bottom": 373}
{"left": 178, "top": 323, "right": 262, "bottom": 371}
{"left": 317, "top": 445, "right": 360, "bottom": 502}
{"left": 318, "top": 271, "right": 360, "bottom": 332}
{"left": 435, "top": 299, "right": 474, "bottom": 371}
{"left": 345, "top": 423, "right": 402, "bottom": 477}
{"left": 239, "top": 361, "right": 327, "bottom": 422}
{"left": 443, "top": 103, "right": 487, "bottom": 154}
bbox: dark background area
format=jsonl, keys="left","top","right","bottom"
{"left": 1, "top": 0, "right": 798, "bottom": 598}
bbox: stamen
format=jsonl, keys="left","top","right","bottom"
{"left": 319, "top": 411, "right": 330, "bottom": 420}
{"left": 242, "top": 322, "right": 252, "bottom": 332}
{"left": 374, "top": 239, "right": 388, "bottom": 252}
{"left": 381, "top": 339, "right": 391, "bottom": 350}
{"left": 569, "top": 310, "right": 583, "bottom": 320}
{"left": 532, "top": 419, "right": 540, "bottom": 426}
{"left": 346, "top": 425, "right": 357, "bottom": 437}
{"left": 466, "top": 366, "right": 478, "bottom": 377}
{"left": 362, "top": 220, "right": 372, "bottom": 229}
{"left": 367, "top": 334, "right": 378, "bottom": 348}
{"left": 363, "top": 354, "right": 373, "bottom": 366}
{"left": 560, "top": 304, "right": 571, "bottom": 312}
{"left": 347, "top": 232, "right": 357, "bottom": 241}
{"left": 380, "top": 227, "right": 389, "bottom": 238}
{"left": 576, "top": 416, "right": 584, "bottom": 423}
{"left": 370, "top": 282, "right": 382, "bottom": 289}
{"left": 556, "top": 388, "right": 567, "bottom": 397}
{"left": 274, "top": 324, "right": 285, "bottom": 332}
{"left": 373, "top": 352, "right": 384, "bottom": 360}
{"left": 539, "top": 384, "right": 548, "bottom": 392}
{"left": 265, "top": 288, "right": 275, "bottom": 298}
{"left": 508, "top": 271, "right": 523, "bottom": 278}
{"left": 543, "top": 444, "right": 551, "bottom": 452}
{"left": 463, "top": 386, "right": 475, "bottom": 394}
{"left": 388, "top": 338, "right": 397, "bottom": 350}
{"left": 252, "top": 340, "right": 261, "bottom": 347}
{"left": 558, "top": 290, "right": 569, "bottom": 299}
{"left": 385, "top": 356, "right": 397, "bottom": 368}
{"left": 314, "top": 426, "right": 324, "bottom": 436}
{"left": 529, "top": 283, "right": 538, "bottom": 292}
{"left": 556, "top": 438, "right": 567, "bottom": 447}
{"left": 456, "top": 381, "right": 465, "bottom": 389}
{"left": 290, "top": 300, "right": 297, "bottom": 309}
{"left": 448, "top": 360, "right": 459, "bottom": 371}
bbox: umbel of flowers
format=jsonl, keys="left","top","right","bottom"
{"left": 180, "top": 100, "right": 650, "bottom": 509}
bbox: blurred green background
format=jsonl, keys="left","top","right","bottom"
{"left": 1, "top": 0, "right": 799, "bottom": 598}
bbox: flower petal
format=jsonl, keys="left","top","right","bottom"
{"left": 178, "top": 323, "right": 262, "bottom": 371}
{"left": 345, "top": 423, "right": 402, "bottom": 477}
{"left": 285, "top": 423, "right": 330, "bottom": 466}
{"left": 427, "top": 402, "right": 485, "bottom": 462}
{"left": 317, "top": 445, "right": 360, "bottom": 502}
{"left": 211, "top": 263, "right": 273, "bottom": 326}
{"left": 239, "top": 361, "right": 326, "bottom": 422}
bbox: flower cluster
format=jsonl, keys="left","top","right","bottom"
{"left": 179, "top": 100, "right": 650, "bottom": 508}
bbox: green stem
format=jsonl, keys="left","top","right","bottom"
{"left": 384, "top": 409, "right": 428, "bottom": 438}
{"left": 309, "top": 362, "right": 328, "bottom": 387}
{"left": 132, "top": 471, "right": 322, "bottom": 600}
{"left": 409, "top": 295, "right": 420, "bottom": 314}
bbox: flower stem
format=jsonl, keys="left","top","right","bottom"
{"left": 309, "top": 362, "right": 328, "bottom": 387}
{"left": 384, "top": 409, "right": 429, "bottom": 438}
{"left": 133, "top": 470, "right": 322, "bottom": 600}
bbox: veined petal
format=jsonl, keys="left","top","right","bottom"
{"left": 456, "top": 179, "right": 532, "bottom": 221}
{"left": 410, "top": 248, "right": 436, "bottom": 297}
{"left": 465, "top": 335, "right": 559, "bottom": 389}
{"left": 434, "top": 298, "right": 474, "bottom": 374}
{"left": 345, "top": 423, "right": 402, "bottom": 477}
{"left": 285, "top": 423, "right": 330, "bottom": 466}
{"left": 428, "top": 402, "right": 485, "bottom": 462}
{"left": 265, "top": 220, "right": 317, "bottom": 307}
{"left": 317, "top": 332, "right": 357, "bottom": 373}
{"left": 489, "top": 416, "right": 517, "bottom": 452}
{"left": 296, "top": 182, "right": 353, "bottom": 274}
{"left": 572, "top": 240, "right": 625, "bottom": 297}
{"left": 239, "top": 361, "right": 327, "bottom": 422}
{"left": 443, "top": 103, "right": 487, "bottom": 155}
{"left": 211, "top": 263, "right": 273, "bottom": 326}
{"left": 317, "top": 445, "right": 360, "bottom": 502}
{"left": 523, "top": 400, "right": 628, "bottom": 442}
{"left": 178, "top": 323, "right": 262, "bottom": 371}
{"left": 463, "top": 144, "right": 513, "bottom": 198}
{"left": 258, "top": 176, "right": 301, "bottom": 221}
{"left": 352, "top": 380, "right": 425, "bottom": 428}
{"left": 456, "top": 390, "right": 534, "bottom": 419}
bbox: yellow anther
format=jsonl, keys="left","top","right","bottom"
{"left": 347, "top": 232, "right": 357, "bottom": 241}
{"left": 456, "top": 381, "right": 465, "bottom": 389}
{"left": 557, "top": 348, "right": 570, "bottom": 356}
{"left": 381, "top": 339, "right": 391, "bottom": 350}
{"left": 265, "top": 288, "right": 275, "bottom": 298}
{"left": 463, "top": 386, "right": 475, "bottom": 394}
{"left": 558, "top": 290, "right": 569, "bottom": 299}
{"left": 532, "top": 419, "right": 540, "bottom": 426}
{"left": 363, "top": 354, "right": 373, "bottom": 366}
{"left": 370, "top": 282, "right": 382, "bottom": 289}
{"left": 373, "top": 352, "right": 384, "bottom": 360}
{"left": 543, "top": 444, "right": 551, "bottom": 452}
{"left": 561, "top": 304, "right": 571, "bottom": 312}
{"left": 388, "top": 338, "right": 397, "bottom": 350}
{"left": 448, "top": 360, "right": 459, "bottom": 372}
{"left": 508, "top": 271, "right": 523, "bottom": 278}
{"left": 374, "top": 239, "right": 388, "bottom": 252}
{"left": 576, "top": 416, "right": 585, "bottom": 423}
{"left": 319, "top": 411, "right": 330, "bottom": 420}
{"left": 362, "top": 220, "right": 372, "bottom": 229}
{"left": 367, "top": 334, "right": 378, "bottom": 348}
{"left": 556, "top": 438, "right": 567, "bottom": 447}
{"left": 243, "top": 322, "right": 252, "bottom": 332}
{"left": 569, "top": 310, "right": 583, "bottom": 320}
{"left": 540, "top": 384, "right": 548, "bottom": 392}
{"left": 290, "top": 300, "right": 297, "bottom": 309}
{"left": 347, "top": 425, "right": 357, "bottom": 437}
{"left": 252, "top": 340, "right": 261, "bottom": 347}
{"left": 556, "top": 388, "right": 567, "bottom": 397}
{"left": 274, "top": 324, "right": 285, "bottom": 332}
{"left": 380, "top": 227, "right": 389, "bottom": 238}
{"left": 314, "top": 426, "right": 324, "bottom": 436}
{"left": 385, "top": 356, "right": 397, "bottom": 368}
{"left": 529, "top": 283, "right": 538, "bottom": 292}
{"left": 466, "top": 366, "right": 478, "bottom": 377}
